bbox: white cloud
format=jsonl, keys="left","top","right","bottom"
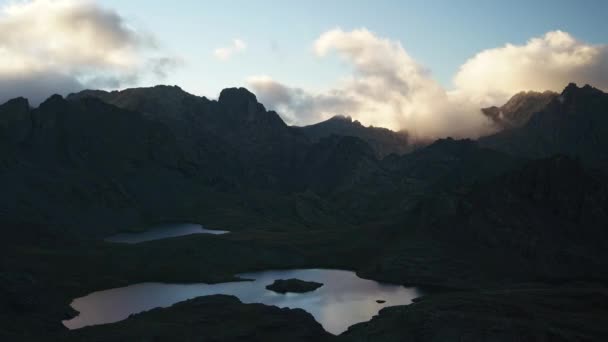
{"left": 452, "top": 30, "right": 608, "bottom": 106}
{"left": 250, "top": 28, "right": 608, "bottom": 140}
{"left": 0, "top": 0, "right": 180, "bottom": 105}
{"left": 247, "top": 75, "right": 360, "bottom": 125}
{"left": 251, "top": 28, "right": 492, "bottom": 140}
{"left": 214, "top": 39, "right": 247, "bottom": 61}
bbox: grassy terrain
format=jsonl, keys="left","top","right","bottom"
{"left": 0, "top": 218, "right": 381, "bottom": 340}
{"left": 4, "top": 211, "right": 608, "bottom": 341}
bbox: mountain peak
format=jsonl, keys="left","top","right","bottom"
{"left": 68, "top": 85, "right": 196, "bottom": 105}
{"left": 218, "top": 87, "right": 258, "bottom": 105}
{"left": 298, "top": 114, "right": 411, "bottom": 157}
{"left": 152, "top": 84, "right": 183, "bottom": 91}
{"left": 0, "top": 97, "right": 30, "bottom": 111}
{"left": 39, "top": 94, "right": 67, "bottom": 110}
{"left": 561, "top": 83, "right": 603, "bottom": 99}
{"left": 0, "top": 97, "right": 31, "bottom": 144}
{"left": 328, "top": 115, "right": 354, "bottom": 123}
{"left": 482, "top": 90, "right": 558, "bottom": 130}
{"left": 562, "top": 82, "right": 580, "bottom": 95}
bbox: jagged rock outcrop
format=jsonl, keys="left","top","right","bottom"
{"left": 266, "top": 279, "right": 323, "bottom": 293}
{"left": 0, "top": 87, "right": 386, "bottom": 232}
{"left": 297, "top": 115, "right": 412, "bottom": 158}
{"left": 70, "top": 86, "right": 311, "bottom": 190}
{"left": 66, "top": 295, "right": 334, "bottom": 341}
{"left": 482, "top": 90, "right": 558, "bottom": 130}
{"left": 362, "top": 154, "right": 608, "bottom": 287}
{"left": 480, "top": 83, "right": 608, "bottom": 170}
{"left": 0, "top": 94, "right": 189, "bottom": 234}
{"left": 0, "top": 97, "right": 31, "bottom": 145}
{"left": 341, "top": 287, "right": 608, "bottom": 342}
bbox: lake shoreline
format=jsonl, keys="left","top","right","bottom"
{"left": 4, "top": 220, "right": 608, "bottom": 341}
{"left": 104, "top": 223, "right": 229, "bottom": 244}
{"left": 63, "top": 269, "right": 424, "bottom": 335}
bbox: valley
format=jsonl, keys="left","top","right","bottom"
{"left": 1, "top": 83, "right": 608, "bottom": 341}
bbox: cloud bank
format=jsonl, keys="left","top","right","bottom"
{"left": 214, "top": 39, "right": 247, "bottom": 61}
{"left": 453, "top": 30, "right": 608, "bottom": 106}
{"left": 250, "top": 29, "right": 608, "bottom": 140}
{"left": 0, "top": 0, "right": 180, "bottom": 105}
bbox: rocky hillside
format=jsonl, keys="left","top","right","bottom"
{"left": 3, "top": 83, "right": 608, "bottom": 341}
{"left": 2, "top": 83, "right": 607, "bottom": 243}
{"left": 480, "top": 83, "right": 608, "bottom": 170}
{"left": 296, "top": 115, "right": 412, "bottom": 158}
{"left": 482, "top": 90, "right": 557, "bottom": 130}
{"left": 1, "top": 86, "right": 405, "bottom": 233}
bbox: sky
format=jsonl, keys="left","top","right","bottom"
{"left": 97, "top": 0, "right": 608, "bottom": 94}
{"left": 0, "top": 0, "right": 607, "bottom": 138}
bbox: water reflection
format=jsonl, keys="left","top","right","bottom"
{"left": 104, "top": 223, "right": 229, "bottom": 244}
{"left": 64, "top": 269, "right": 423, "bottom": 335}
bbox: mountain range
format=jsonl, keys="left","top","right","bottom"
{"left": 2, "top": 82, "right": 608, "bottom": 341}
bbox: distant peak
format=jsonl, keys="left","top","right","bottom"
{"left": 0, "top": 97, "right": 30, "bottom": 110}
{"left": 218, "top": 87, "right": 258, "bottom": 104}
{"left": 39, "top": 94, "right": 66, "bottom": 108}
{"left": 511, "top": 90, "right": 558, "bottom": 98}
{"left": 329, "top": 115, "right": 353, "bottom": 122}
{"left": 325, "top": 115, "right": 366, "bottom": 128}
{"left": 145, "top": 85, "right": 188, "bottom": 96}
{"left": 563, "top": 82, "right": 579, "bottom": 93}
{"left": 153, "top": 84, "right": 182, "bottom": 90}
{"left": 561, "top": 82, "right": 603, "bottom": 99}
{"left": 427, "top": 137, "right": 476, "bottom": 149}
{"left": 123, "top": 85, "right": 190, "bottom": 97}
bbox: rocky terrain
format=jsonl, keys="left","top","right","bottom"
{"left": 66, "top": 295, "right": 334, "bottom": 342}
{"left": 341, "top": 286, "right": 608, "bottom": 341}
{"left": 296, "top": 115, "right": 413, "bottom": 158}
{"left": 1, "top": 83, "right": 608, "bottom": 341}
{"left": 481, "top": 83, "right": 608, "bottom": 170}
{"left": 482, "top": 90, "right": 558, "bottom": 130}
{"left": 265, "top": 279, "right": 324, "bottom": 293}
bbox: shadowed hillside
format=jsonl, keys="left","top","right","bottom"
{"left": 296, "top": 115, "right": 412, "bottom": 158}
{"left": 2, "top": 83, "right": 608, "bottom": 341}
{"left": 481, "top": 83, "right": 608, "bottom": 171}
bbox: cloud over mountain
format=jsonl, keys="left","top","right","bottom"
{"left": 453, "top": 30, "right": 608, "bottom": 106}
{"left": 250, "top": 28, "right": 608, "bottom": 140}
{"left": 247, "top": 75, "right": 360, "bottom": 125}
{"left": 0, "top": 0, "right": 180, "bottom": 104}
{"left": 250, "top": 28, "right": 492, "bottom": 139}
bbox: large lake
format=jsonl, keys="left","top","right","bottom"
{"left": 63, "top": 269, "right": 423, "bottom": 335}
{"left": 104, "top": 223, "right": 229, "bottom": 244}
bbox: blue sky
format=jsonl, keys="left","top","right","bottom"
{"left": 90, "top": 0, "right": 608, "bottom": 97}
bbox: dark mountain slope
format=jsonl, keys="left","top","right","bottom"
{"left": 1, "top": 88, "right": 386, "bottom": 233}
{"left": 296, "top": 115, "right": 412, "bottom": 158}
{"left": 3, "top": 84, "right": 608, "bottom": 341}
{"left": 67, "top": 295, "right": 334, "bottom": 342}
{"left": 297, "top": 135, "right": 382, "bottom": 194}
{"left": 360, "top": 155, "right": 608, "bottom": 287}
{"left": 0, "top": 95, "right": 200, "bottom": 234}
{"left": 480, "top": 83, "right": 608, "bottom": 170}
{"left": 342, "top": 286, "right": 608, "bottom": 342}
{"left": 482, "top": 90, "right": 558, "bottom": 130}
{"left": 314, "top": 138, "right": 523, "bottom": 228}
{"left": 69, "top": 86, "right": 311, "bottom": 190}
{"left": 458, "top": 156, "right": 608, "bottom": 279}
{"left": 2, "top": 84, "right": 608, "bottom": 285}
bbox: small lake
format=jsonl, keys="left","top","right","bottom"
{"left": 63, "top": 269, "right": 423, "bottom": 335}
{"left": 104, "top": 223, "right": 229, "bottom": 244}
